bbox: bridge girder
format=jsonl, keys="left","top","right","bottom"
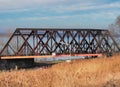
{"left": 0, "top": 28, "right": 120, "bottom": 57}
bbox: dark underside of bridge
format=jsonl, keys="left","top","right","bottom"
{"left": 0, "top": 28, "right": 120, "bottom": 70}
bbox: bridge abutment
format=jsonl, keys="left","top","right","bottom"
{"left": 0, "top": 59, "right": 34, "bottom": 70}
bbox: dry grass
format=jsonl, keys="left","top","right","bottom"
{"left": 0, "top": 54, "right": 120, "bottom": 87}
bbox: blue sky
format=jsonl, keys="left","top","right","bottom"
{"left": 0, "top": 0, "right": 120, "bottom": 32}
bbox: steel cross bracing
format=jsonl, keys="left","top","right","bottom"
{"left": 0, "top": 28, "right": 120, "bottom": 57}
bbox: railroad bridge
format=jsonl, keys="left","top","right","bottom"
{"left": 0, "top": 28, "right": 120, "bottom": 57}
{"left": 0, "top": 28, "right": 120, "bottom": 69}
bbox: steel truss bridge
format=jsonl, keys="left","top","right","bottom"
{"left": 0, "top": 28, "right": 119, "bottom": 59}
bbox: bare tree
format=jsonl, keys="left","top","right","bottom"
{"left": 116, "top": 16, "right": 120, "bottom": 27}
{"left": 109, "top": 16, "right": 120, "bottom": 46}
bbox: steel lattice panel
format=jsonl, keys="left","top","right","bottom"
{"left": 0, "top": 28, "right": 120, "bottom": 56}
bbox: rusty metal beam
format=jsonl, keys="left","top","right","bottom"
{"left": 0, "top": 28, "right": 120, "bottom": 58}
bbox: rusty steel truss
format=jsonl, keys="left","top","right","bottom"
{"left": 0, "top": 28, "right": 120, "bottom": 57}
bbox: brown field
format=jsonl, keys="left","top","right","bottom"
{"left": 0, "top": 54, "right": 120, "bottom": 87}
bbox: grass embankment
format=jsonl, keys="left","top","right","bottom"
{"left": 0, "top": 54, "right": 120, "bottom": 87}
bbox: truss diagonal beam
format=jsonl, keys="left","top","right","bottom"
{"left": 0, "top": 28, "right": 120, "bottom": 57}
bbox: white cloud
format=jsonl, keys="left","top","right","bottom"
{"left": 0, "top": 0, "right": 66, "bottom": 10}
{"left": 53, "top": 1, "right": 120, "bottom": 12}
{"left": 4, "top": 10, "right": 119, "bottom": 22}
{"left": 19, "top": 15, "right": 71, "bottom": 21}
{"left": 1, "top": 10, "right": 119, "bottom": 29}
{"left": 0, "top": 8, "right": 32, "bottom": 13}
{"left": 0, "top": 0, "right": 120, "bottom": 13}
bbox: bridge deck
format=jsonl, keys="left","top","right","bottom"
{"left": 0, "top": 54, "right": 103, "bottom": 59}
